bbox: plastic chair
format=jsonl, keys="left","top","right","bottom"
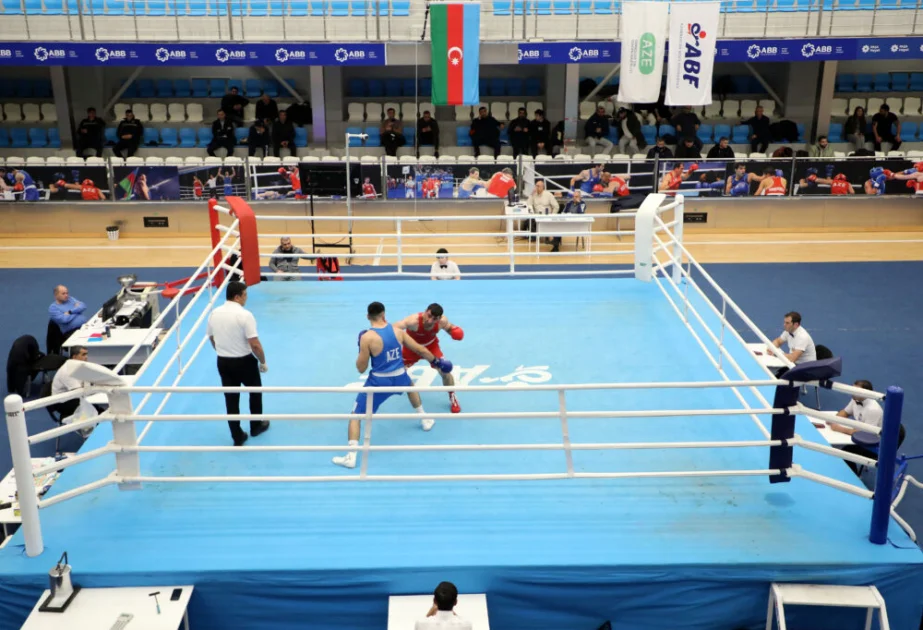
{"left": 0, "top": 129, "right": 9, "bottom": 147}
{"left": 156, "top": 79, "right": 173, "bottom": 97}
{"left": 902, "top": 122, "right": 919, "bottom": 141}
{"left": 493, "top": 0, "right": 511, "bottom": 14}
{"left": 872, "top": 73, "right": 891, "bottom": 91}
{"left": 178, "top": 128, "right": 198, "bottom": 147}
{"left": 261, "top": 80, "right": 279, "bottom": 98}
{"left": 198, "top": 126, "right": 213, "bottom": 146}
{"left": 47, "top": 128, "right": 61, "bottom": 148}
{"left": 384, "top": 79, "right": 402, "bottom": 97}
{"left": 174, "top": 79, "right": 192, "bottom": 97}
{"left": 209, "top": 79, "right": 226, "bottom": 96}
{"left": 235, "top": 127, "right": 248, "bottom": 145}
{"left": 104, "top": 127, "right": 118, "bottom": 146}
{"left": 890, "top": 73, "right": 909, "bottom": 91}
{"left": 835, "top": 74, "right": 854, "bottom": 92}
{"left": 191, "top": 79, "right": 209, "bottom": 98}
{"left": 910, "top": 73, "right": 923, "bottom": 91}
{"left": 14, "top": 79, "right": 31, "bottom": 98}
{"left": 855, "top": 74, "right": 873, "bottom": 92}
{"left": 28, "top": 128, "right": 48, "bottom": 147}
{"left": 159, "top": 127, "right": 178, "bottom": 147}
{"left": 392, "top": 0, "right": 409, "bottom": 14}
{"left": 294, "top": 127, "right": 308, "bottom": 147}
{"left": 828, "top": 122, "right": 844, "bottom": 142}
{"left": 524, "top": 78, "right": 541, "bottom": 96}
{"left": 641, "top": 125, "right": 657, "bottom": 146}
{"left": 419, "top": 78, "right": 432, "bottom": 97}
{"left": 347, "top": 126, "right": 364, "bottom": 146}
{"left": 732, "top": 125, "right": 749, "bottom": 144}
{"left": 33, "top": 79, "right": 52, "bottom": 98}
{"left": 143, "top": 127, "right": 160, "bottom": 146}
{"left": 456, "top": 125, "right": 472, "bottom": 146}
{"left": 489, "top": 78, "right": 506, "bottom": 96}
{"left": 699, "top": 124, "right": 714, "bottom": 143}
{"left": 402, "top": 79, "right": 416, "bottom": 97}
{"left": 367, "top": 79, "right": 384, "bottom": 97}
{"left": 363, "top": 126, "right": 381, "bottom": 146}
{"left": 136, "top": 79, "right": 156, "bottom": 98}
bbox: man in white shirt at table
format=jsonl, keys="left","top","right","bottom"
{"left": 768, "top": 311, "right": 816, "bottom": 369}
{"left": 415, "top": 582, "right": 472, "bottom": 630}
{"left": 829, "top": 379, "right": 884, "bottom": 474}
{"left": 431, "top": 248, "right": 461, "bottom": 280}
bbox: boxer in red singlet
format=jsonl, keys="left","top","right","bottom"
{"left": 755, "top": 168, "right": 788, "bottom": 196}
{"left": 658, "top": 162, "right": 697, "bottom": 193}
{"left": 397, "top": 303, "right": 465, "bottom": 413}
{"left": 485, "top": 167, "right": 516, "bottom": 198}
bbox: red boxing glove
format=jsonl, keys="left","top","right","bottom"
{"left": 908, "top": 180, "right": 916, "bottom": 189}
{"left": 883, "top": 169, "right": 893, "bottom": 179}
{"left": 13, "top": 183, "right": 23, "bottom": 192}
{"left": 278, "top": 167, "right": 286, "bottom": 175}
{"left": 807, "top": 174, "right": 817, "bottom": 183}
{"left": 56, "top": 179, "right": 67, "bottom": 187}
{"left": 687, "top": 163, "right": 699, "bottom": 173}
{"left": 449, "top": 326, "right": 464, "bottom": 341}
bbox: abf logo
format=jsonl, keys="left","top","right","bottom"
{"left": 94, "top": 47, "right": 126, "bottom": 63}
{"left": 33, "top": 47, "right": 65, "bottom": 62}
{"left": 518, "top": 48, "right": 539, "bottom": 61}
{"left": 155, "top": 48, "right": 186, "bottom": 63}
{"left": 274, "top": 48, "right": 306, "bottom": 63}
{"left": 215, "top": 48, "right": 246, "bottom": 63}
{"left": 679, "top": 22, "right": 708, "bottom": 89}
{"left": 334, "top": 47, "right": 365, "bottom": 63}
{"left": 747, "top": 44, "right": 777, "bottom": 59}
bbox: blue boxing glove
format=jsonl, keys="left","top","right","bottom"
{"left": 432, "top": 357, "right": 454, "bottom": 374}
{"left": 825, "top": 164, "right": 835, "bottom": 179}
{"left": 806, "top": 167, "right": 818, "bottom": 176}
{"left": 873, "top": 175, "right": 887, "bottom": 195}
{"left": 357, "top": 330, "right": 367, "bottom": 347}
{"left": 869, "top": 166, "right": 884, "bottom": 180}
{"left": 902, "top": 168, "right": 918, "bottom": 175}
{"left": 774, "top": 169, "right": 784, "bottom": 178}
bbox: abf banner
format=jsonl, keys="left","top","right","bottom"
{"left": 618, "top": 2, "right": 668, "bottom": 103}
{"left": 666, "top": 1, "right": 720, "bottom": 106}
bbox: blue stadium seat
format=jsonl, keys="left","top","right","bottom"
{"left": 507, "top": 78, "right": 523, "bottom": 96}
{"left": 9, "top": 128, "right": 29, "bottom": 148}
{"left": 534, "top": 0, "right": 551, "bottom": 14}
{"left": 402, "top": 79, "right": 415, "bottom": 97}
{"left": 362, "top": 126, "right": 380, "bottom": 146}
{"left": 186, "top": 0, "right": 208, "bottom": 15}
{"left": 419, "top": 78, "right": 432, "bottom": 97}
{"left": 607, "top": 126, "right": 618, "bottom": 144}
{"left": 835, "top": 74, "right": 854, "bottom": 92}
{"left": 659, "top": 123, "right": 676, "bottom": 139}
{"left": 489, "top": 78, "right": 506, "bottom": 96}
{"left": 284, "top": 78, "right": 297, "bottom": 94}
{"left": 290, "top": 0, "right": 309, "bottom": 15}
{"left": 575, "top": 0, "right": 591, "bottom": 12}
{"left": 347, "top": 79, "right": 367, "bottom": 97}
{"left": 197, "top": 126, "right": 213, "bottom": 146}
{"left": 911, "top": 73, "right": 923, "bottom": 91}
{"left": 122, "top": 82, "right": 138, "bottom": 98}
{"left": 552, "top": 0, "right": 571, "bottom": 12}
{"left": 731, "top": 125, "right": 749, "bottom": 144}
{"left": 0, "top": 129, "right": 8, "bottom": 147}
{"left": 713, "top": 124, "right": 731, "bottom": 141}
{"left": 191, "top": 79, "right": 209, "bottom": 98}
{"left": 243, "top": 79, "right": 260, "bottom": 97}
{"left": 456, "top": 125, "right": 472, "bottom": 146}
{"left": 392, "top": 0, "right": 409, "bottom": 14}
{"left": 0, "top": 81, "right": 15, "bottom": 98}
{"left": 513, "top": 0, "right": 524, "bottom": 14}
{"left": 308, "top": 0, "right": 325, "bottom": 14}
{"left": 349, "top": 0, "right": 368, "bottom": 15}
{"left": 160, "top": 127, "right": 178, "bottom": 147}
{"left": 48, "top": 128, "right": 60, "bottom": 148}
{"left": 594, "top": 0, "right": 614, "bottom": 14}
{"left": 524, "top": 78, "right": 541, "bottom": 96}
{"left": 33, "top": 79, "right": 52, "bottom": 98}
{"left": 14, "top": 79, "right": 32, "bottom": 98}
{"left": 827, "top": 122, "right": 843, "bottom": 142}
{"left": 209, "top": 79, "right": 226, "bottom": 96}
{"left": 28, "top": 128, "right": 48, "bottom": 148}
{"left": 1, "top": 0, "right": 24, "bottom": 13}
{"left": 775, "top": 0, "right": 798, "bottom": 10}
{"left": 174, "top": 79, "right": 191, "bottom": 97}
{"left": 891, "top": 73, "right": 909, "bottom": 91}
{"left": 262, "top": 80, "right": 279, "bottom": 97}
{"left": 367, "top": 79, "right": 384, "bottom": 97}
{"left": 145, "top": 0, "right": 172, "bottom": 16}
{"left": 854, "top": 74, "right": 873, "bottom": 92}
{"left": 641, "top": 125, "right": 656, "bottom": 146}
{"left": 105, "top": 127, "right": 118, "bottom": 145}
{"left": 234, "top": 127, "right": 248, "bottom": 144}
{"left": 228, "top": 79, "right": 243, "bottom": 93}
{"left": 404, "top": 126, "right": 415, "bottom": 146}
{"left": 294, "top": 126, "right": 308, "bottom": 147}
{"left": 903, "top": 121, "right": 919, "bottom": 141}
{"left": 493, "top": 0, "right": 511, "bottom": 14}
{"left": 178, "top": 128, "right": 198, "bottom": 147}
{"left": 347, "top": 126, "right": 364, "bottom": 146}
{"left": 156, "top": 79, "right": 174, "bottom": 97}
{"left": 796, "top": 123, "right": 805, "bottom": 141}
{"left": 872, "top": 73, "right": 890, "bottom": 91}
{"left": 329, "top": 0, "right": 349, "bottom": 14}
{"left": 479, "top": 78, "right": 489, "bottom": 96}
{"left": 384, "top": 79, "right": 402, "bottom": 97}
{"left": 248, "top": 0, "right": 269, "bottom": 15}
{"left": 137, "top": 79, "right": 156, "bottom": 98}
{"left": 698, "top": 124, "right": 714, "bottom": 143}
{"left": 144, "top": 127, "right": 160, "bottom": 146}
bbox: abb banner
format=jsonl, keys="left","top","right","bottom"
{"left": 665, "top": 2, "right": 720, "bottom": 106}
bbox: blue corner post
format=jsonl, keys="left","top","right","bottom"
{"left": 869, "top": 386, "right": 904, "bottom": 545}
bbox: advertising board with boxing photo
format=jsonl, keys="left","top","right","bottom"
{"left": 656, "top": 159, "right": 795, "bottom": 198}
{"left": 528, "top": 160, "right": 657, "bottom": 209}
{"left": 384, "top": 162, "right": 516, "bottom": 200}
{"left": 177, "top": 165, "right": 247, "bottom": 201}
{"left": 0, "top": 166, "right": 109, "bottom": 202}
{"left": 112, "top": 166, "right": 181, "bottom": 201}
{"left": 792, "top": 158, "right": 923, "bottom": 196}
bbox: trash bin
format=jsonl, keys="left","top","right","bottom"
{"left": 106, "top": 225, "right": 120, "bottom": 241}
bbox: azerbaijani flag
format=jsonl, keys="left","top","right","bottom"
{"left": 430, "top": 2, "right": 481, "bottom": 106}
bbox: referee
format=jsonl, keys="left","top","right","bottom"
{"left": 207, "top": 281, "right": 270, "bottom": 446}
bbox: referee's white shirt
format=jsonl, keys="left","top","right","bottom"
{"left": 843, "top": 398, "right": 883, "bottom": 429}
{"left": 207, "top": 301, "right": 258, "bottom": 358}
{"left": 780, "top": 326, "right": 816, "bottom": 364}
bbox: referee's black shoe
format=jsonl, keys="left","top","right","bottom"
{"left": 233, "top": 433, "right": 249, "bottom": 447}
{"left": 251, "top": 421, "right": 271, "bottom": 438}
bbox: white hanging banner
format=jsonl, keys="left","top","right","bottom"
{"left": 618, "top": 1, "right": 669, "bottom": 104}
{"left": 665, "top": 1, "right": 720, "bottom": 106}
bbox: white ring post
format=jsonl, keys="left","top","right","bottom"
{"left": 633, "top": 193, "right": 666, "bottom": 282}
{"left": 671, "top": 194, "right": 684, "bottom": 284}
{"left": 110, "top": 388, "right": 142, "bottom": 491}
{"left": 4, "top": 394, "right": 44, "bottom": 557}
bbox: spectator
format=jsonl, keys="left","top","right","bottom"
{"left": 706, "top": 136, "right": 735, "bottom": 159}
{"left": 470, "top": 106, "right": 503, "bottom": 158}
{"left": 430, "top": 248, "right": 461, "bottom": 281}
{"left": 529, "top": 109, "right": 550, "bottom": 158}
{"left": 207, "top": 109, "right": 236, "bottom": 158}
{"left": 742, "top": 105, "right": 771, "bottom": 154}
{"left": 526, "top": 178, "right": 559, "bottom": 215}
{"left": 646, "top": 136, "right": 674, "bottom": 160}
{"left": 845, "top": 106, "right": 867, "bottom": 151}
{"left": 50, "top": 345, "right": 90, "bottom": 419}
{"left": 255, "top": 92, "right": 279, "bottom": 126}
{"left": 220, "top": 86, "right": 249, "bottom": 125}
{"left": 769, "top": 311, "right": 816, "bottom": 367}
{"left": 615, "top": 107, "right": 645, "bottom": 155}
{"left": 772, "top": 146, "right": 794, "bottom": 159}
{"left": 871, "top": 103, "right": 901, "bottom": 152}
{"left": 809, "top": 135, "right": 834, "bottom": 158}
{"left": 247, "top": 120, "right": 271, "bottom": 158}
{"left": 271, "top": 110, "right": 296, "bottom": 158}
{"left": 381, "top": 107, "right": 406, "bottom": 157}
{"left": 550, "top": 120, "right": 565, "bottom": 155}
{"left": 549, "top": 189, "right": 586, "bottom": 252}
{"left": 113, "top": 109, "right": 143, "bottom": 158}
{"left": 584, "top": 105, "right": 613, "bottom": 154}
{"left": 830, "top": 379, "right": 885, "bottom": 474}
{"left": 416, "top": 110, "right": 440, "bottom": 158}
{"left": 49, "top": 285, "right": 88, "bottom": 335}
{"left": 268, "top": 237, "right": 308, "bottom": 281}
{"left": 675, "top": 137, "right": 702, "bottom": 159}
{"left": 415, "top": 581, "right": 472, "bottom": 630}
{"left": 671, "top": 105, "right": 702, "bottom": 150}
{"left": 75, "top": 107, "right": 106, "bottom": 158}
{"left": 508, "top": 107, "right": 531, "bottom": 158}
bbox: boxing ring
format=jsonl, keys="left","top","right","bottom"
{"left": 2, "top": 195, "right": 922, "bottom": 629}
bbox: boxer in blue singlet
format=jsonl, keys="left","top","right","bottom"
{"left": 570, "top": 164, "right": 605, "bottom": 195}
{"left": 333, "top": 301, "right": 453, "bottom": 469}
{"left": 725, "top": 163, "right": 759, "bottom": 197}
{"left": 8, "top": 169, "right": 41, "bottom": 201}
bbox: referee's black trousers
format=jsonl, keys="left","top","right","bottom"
{"left": 217, "top": 354, "right": 263, "bottom": 439}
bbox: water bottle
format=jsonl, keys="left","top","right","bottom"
{"left": 104, "top": 325, "right": 111, "bottom": 339}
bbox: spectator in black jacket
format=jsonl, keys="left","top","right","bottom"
{"left": 584, "top": 106, "right": 613, "bottom": 154}
{"left": 508, "top": 107, "right": 531, "bottom": 158}
{"left": 550, "top": 120, "right": 565, "bottom": 155}
{"left": 220, "top": 86, "right": 249, "bottom": 125}
{"left": 416, "top": 110, "right": 440, "bottom": 157}
{"left": 671, "top": 106, "right": 701, "bottom": 150}
{"left": 207, "top": 109, "right": 236, "bottom": 157}
{"left": 247, "top": 120, "right": 271, "bottom": 157}
{"left": 470, "top": 106, "right": 503, "bottom": 158}
{"left": 113, "top": 110, "right": 143, "bottom": 158}
{"left": 742, "top": 105, "right": 771, "bottom": 154}
{"left": 675, "top": 137, "right": 702, "bottom": 159}
{"left": 381, "top": 107, "right": 405, "bottom": 157}
{"left": 529, "top": 109, "right": 550, "bottom": 158}
{"left": 255, "top": 92, "right": 279, "bottom": 126}
{"left": 75, "top": 107, "right": 106, "bottom": 158}
{"left": 706, "top": 137, "right": 735, "bottom": 159}
{"left": 271, "top": 110, "right": 296, "bottom": 157}
{"left": 616, "top": 107, "right": 646, "bottom": 155}
{"left": 646, "top": 136, "right": 673, "bottom": 159}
